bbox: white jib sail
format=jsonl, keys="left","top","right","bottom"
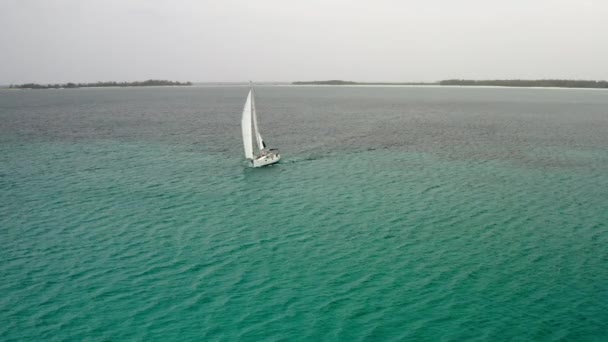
{"left": 241, "top": 90, "right": 254, "bottom": 159}
{"left": 251, "top": 91, "right": 265, "bottom": 151}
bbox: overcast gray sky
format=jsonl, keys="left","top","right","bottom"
{"left": 1, "top": 0, "right": 607, "bottom": 83}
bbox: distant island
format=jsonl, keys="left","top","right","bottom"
{"left": 438, "top": 79, "right": 608, "bottom": 88}
{"left": 293, "top": 79, "right": 608, "bottom": 89}
{"left": 9, "top": 79, "right": 192, "bottom": 89}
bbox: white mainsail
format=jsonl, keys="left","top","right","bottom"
{"left": 251, "top": 91, "right": 265, "bottom": 150}
{"left": 241, "top": 90, "right": 254, "bottom": 159}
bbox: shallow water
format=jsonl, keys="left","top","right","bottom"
{"left": 1, "top": 86, "right": 608, "bottom": 340}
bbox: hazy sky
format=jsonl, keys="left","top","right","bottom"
{"left": 1, "top": 0, "right": 607, "bottom": 83}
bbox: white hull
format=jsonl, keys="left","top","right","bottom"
{"left": 252, "top": 152, "right": 281, "bottom": 167}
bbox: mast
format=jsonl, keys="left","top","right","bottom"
{"left": 251, "top": 82, "right": 265, "bottom": 151}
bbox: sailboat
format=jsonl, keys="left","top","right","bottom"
{"left": 241, "top": 83, "right": 280, "bottom": 167}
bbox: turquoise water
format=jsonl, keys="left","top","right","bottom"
{"left": 1, "top": 86, "right": 608, "bottom": 340}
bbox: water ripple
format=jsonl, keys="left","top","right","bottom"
{"left": 2, "top": 87, "right": 608, "bottom": 340}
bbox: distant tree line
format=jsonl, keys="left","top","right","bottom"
{"left": 438, "top": 79, "right": 608, "bottom": 89}
{"left": 292, "top": 79, "right": 608, "bottom": 89}
{"left": 9, "top": 80, "right": 193, "bottom": 89}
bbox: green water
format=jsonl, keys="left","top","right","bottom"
{"left": 1, "top": 86, "right": 608, "bottom": 340}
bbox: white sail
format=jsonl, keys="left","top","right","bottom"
{"left": 251, "top": 91, "right": 265, "bottom": 150}
{"left": 241, "top": 90, "right": 254, "bottom": 159}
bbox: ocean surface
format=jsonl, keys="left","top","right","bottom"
{"left": 1, "top": 85, "right": 607, "bottom": 341}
